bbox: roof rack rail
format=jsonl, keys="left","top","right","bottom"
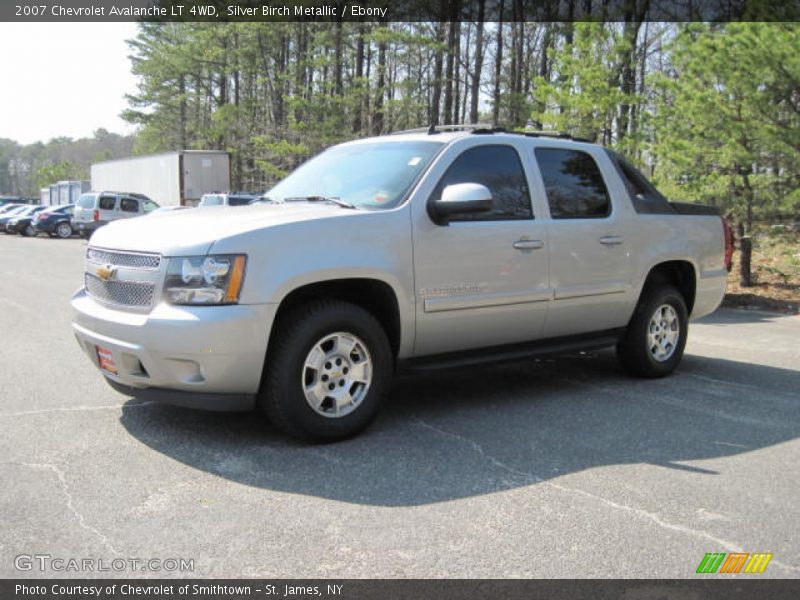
{"left": 389, "top": 124, "right": 594, "bottom": 143}
{"left": 518, "top": 129, "right": 594, "bottom": 143}
{"left": 390, "top": 123, "right": 499, "bottom": 136}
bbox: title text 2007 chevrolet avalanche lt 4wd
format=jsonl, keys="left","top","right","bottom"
{"left": 72, "top": 128, "right": 730, "bottom": 441}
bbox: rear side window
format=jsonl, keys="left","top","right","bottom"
{"left": 535, "top": 148, "right": 611, "bottom": 219}
{"left": 98, "top": 196, "right": 116, "bottom": 210}
{"left": 120, "top": 198, "right": 139, "bottom": 213}
{"left": 431, "top": 145, "right": 533, "bottom": 221}
{"left": 228, "top": 196, "right": 253, "bottom": 206}
{"left": 78, "top": 194, "right": 96, "bottom": 209}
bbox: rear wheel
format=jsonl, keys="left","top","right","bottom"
{"left": 55, "top": 222, "right": 73, "bottom": 239}
{"left": 617, "top": 285, "right": 688, "bottom": 378}
{"left": 260, "top": 300, "right": 392, "bottom": 442}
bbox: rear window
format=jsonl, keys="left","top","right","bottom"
{"left": 78, "top": 194, "right": 97, "bottom": 209}
{"left": 98, "top": 196, "right": 116, "bottom": 210}
{"left": 607, "top": 150, "right": 675, "bottom": 215}
{"left": 200, "top": 195, "right": 224, "bottom": 206}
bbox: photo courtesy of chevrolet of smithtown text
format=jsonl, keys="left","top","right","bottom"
{"left": 0, "top": 0, "right": 799, "bottom": 598}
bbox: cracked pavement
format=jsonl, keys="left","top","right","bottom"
{"left": 1, "top": 234, "right": 799, "bottom": 578}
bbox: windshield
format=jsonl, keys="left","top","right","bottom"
{"left": 200, "top": 195, "right": 224, "bottom": 206}
{"left": 266, "top": 141, "right": 443, "bottom": 209}
{"left": 78, "top": 194, "right": 97, "bottom": 209}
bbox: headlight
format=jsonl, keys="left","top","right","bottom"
{"left": 164, "top": 254, "right": 247, "bottom": 305}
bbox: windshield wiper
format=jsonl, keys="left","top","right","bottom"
{"left": 283, "top": 195, "right": 358, "bottom": 210}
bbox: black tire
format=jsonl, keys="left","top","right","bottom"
{"left": 55, "top": 222, "right": 73, "bottom": 239}
{"left": 260, "top": 300, "right": 392, "bottom": 442}
{"left": 22, "top": 224, "right": 36, "bottom": 237}
{"left": 617, "top": 284, "right": 688, "bottom": 378}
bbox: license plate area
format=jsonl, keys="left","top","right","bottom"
{"left": 95, "top": 345, "right": 118, "bottom": 375}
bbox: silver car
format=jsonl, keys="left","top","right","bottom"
{"left": 72, "top": 128, "right": 729, "bottom": 442}
{"left": 72, "top": 192, "right": 159, "bottom": 237}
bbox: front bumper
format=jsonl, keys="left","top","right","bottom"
{"left": 72, "top": 288, "right": 277, "bottom": 410}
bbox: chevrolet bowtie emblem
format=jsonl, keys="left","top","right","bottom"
{"left": 96, "top": 264, "right": 117, "bottom": 281}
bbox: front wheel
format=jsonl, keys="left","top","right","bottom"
{"left": 617, "top": 285, "right": 688, "bottom": 378}
{"left": 22, "top": 224, "right": 36, "bottom": 237}
{"left": 260, "top": 300, "right": 392, "bottom": 442}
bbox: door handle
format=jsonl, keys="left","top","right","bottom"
{"left": 599, "top": 235, "right": 623, "bottom": 246}
{"left": 513, "top": 239, "right": 544, "bottom": 250}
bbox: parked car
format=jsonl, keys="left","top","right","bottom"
{"left": 72, "top": 192, "right": 159, "bottom": 237}
{"left": 0, "top": 197, "right": 21, "bottom": 208}
{"left": 32, "top": 204, "right": 76, "bottom": 238}
{"left": 199, "top": 192, "right": 257, "bottom": 207}
{"left": 0, "top": 203, "right": 24, "bottom": 214}
{"left": 1, "top": 205, "right": 41, "bottom": 233}
{"left": 72, "top": 127, "right": 730, "bottom": 442}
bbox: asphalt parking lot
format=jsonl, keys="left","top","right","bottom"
{"left": 1, "top": 233, "right": 798, "bottom": 579}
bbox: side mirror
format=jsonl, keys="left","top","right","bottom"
{"left": 430, "top": 183, "right": 493, "bottom": 225}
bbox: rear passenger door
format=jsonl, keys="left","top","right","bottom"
{"left": 119, "top": 196, "right": 141, "bottom": 219}
{"left": 532, "top": 146, "right": 635, "bottom": 337}
{"left": 97, "top": 194, "right": 119, "bottom": 223}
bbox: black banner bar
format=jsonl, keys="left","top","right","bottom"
{"left": 3, "top": 0, "right": 800, "bottom": 23}
{"left": 4, "top": 579, "right": 800, "bottom": 600}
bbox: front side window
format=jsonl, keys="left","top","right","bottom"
{"left": 430, "top": 145, "right": 533, "bottom": 221}
{"left": 98, "top": 196, "right": 116, "bottom": 211}
{"left": 120, "top": 198, "right": 139, "bottom": 213}
{"left": 535, "top": 148, "right": 611, "bottom": 219}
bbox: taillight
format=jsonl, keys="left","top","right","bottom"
{"left": 722, "top": 217, "right": 734, "bottom": 272}
{"left": 93, "top": 209, "right": 99, "bottom": 222}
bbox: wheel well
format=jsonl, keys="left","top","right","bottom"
{"left": 273, "top": 279, "right": 402, "bottom": 357}
{"left": 642, "top": 261, "right": 697, "bottom": 315}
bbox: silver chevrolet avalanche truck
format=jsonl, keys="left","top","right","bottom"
{"left": 72, "top": 127, "right": 730, "bottom": 441}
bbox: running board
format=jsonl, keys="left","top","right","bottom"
{"left": 401, "top": 329, "right": 626, "bottom": 373}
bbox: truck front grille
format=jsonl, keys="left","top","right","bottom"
{"left": 86, "top": 247, "right": 161, "bottom": 270}
{"left": 85, "top": 273, "right": 155, "bottom": 308}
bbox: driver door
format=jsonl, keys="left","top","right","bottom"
{"left": 411, "top": 141, "right": 551, "bottom": 357}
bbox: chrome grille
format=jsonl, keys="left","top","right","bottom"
{"left": 86, "top": 247, "right": 160, "bottom": 270}
{"left": 85, "top": 273, "right": 155, "bottom": 308}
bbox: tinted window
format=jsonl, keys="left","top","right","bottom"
{"left": 78, "top": 194, "right": 97, "bottom": 209}
{"left": 607, "top": 151, "right": 675, "bottom": 215}
{"left": 228, "top": 196, "right": 253, "bottom": 206}
{"left": 98, "top": 196, "right": 116, "bottom": 210}
{"left": 535, "top": 148, "right": 610, "bottom": 219}
{"left": 431, "top": 145, "right": 532, "bottom": 221}
{"left": 120, "top": 198, "right": 139, "bottom": 213}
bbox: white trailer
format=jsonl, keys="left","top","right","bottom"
{"left": 90, "top": 151, "right": 230, "bottom": 207}
{"left": 40, "top": 188, "right": 51, "bottom": 206}
{"left": 55, "top": 180, "right": 89, "bottom": 205}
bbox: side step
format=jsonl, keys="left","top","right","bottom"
{"left": 401, "top": 329, "right": 626, "bottom": 373}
